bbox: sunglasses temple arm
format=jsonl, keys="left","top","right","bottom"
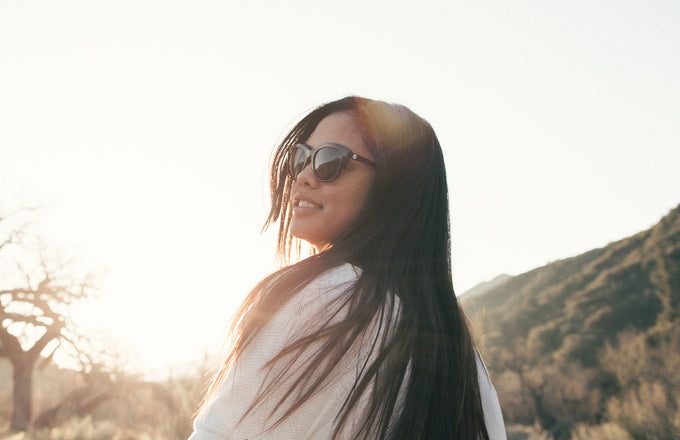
{"left": 354, "top": 155, "right": 377, "bottom": 167}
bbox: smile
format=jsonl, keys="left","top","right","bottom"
{"left": 298, "top": 200, "right": 322, "bottom": 209}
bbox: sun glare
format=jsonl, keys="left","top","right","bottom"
{"left": 31, "top": 180, "right": 275, "bottom": 378}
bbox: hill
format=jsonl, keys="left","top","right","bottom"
{"left": 464, "top": 204, "right": 680, "bottom": 366}
{"left": 463, "top": 203, "right": 680, "bottom": 439}
{"left": 460, "top": 274, "right": 511, "bottom": 300}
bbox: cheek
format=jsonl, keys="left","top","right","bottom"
{"left": 328, "top": 182, "right": 371, "bottom": 226}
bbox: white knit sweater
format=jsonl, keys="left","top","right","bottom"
{"left": 189, "top": 263, "right": 507, "bottom": 439}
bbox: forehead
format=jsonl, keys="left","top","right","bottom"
{"left": 307, "top": 112, "right": 373, "bottom": 159}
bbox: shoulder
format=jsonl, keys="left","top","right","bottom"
{"left": 303, "top": 262, "right": 361, "bottom": 291}
{"left": 250, "top": 262, "right": 362, "bottom": 348}
{"left": 280, "top": 262, "right": 362, "bottom": 318}
{"left": 190, "top": 263, "right": 367, "bottom": 440}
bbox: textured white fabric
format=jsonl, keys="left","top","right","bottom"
{"left": 477, "top": 356, "right": 508, "bottom": 439}
{"left": 189, "top": 263, "right": 506, "bottom": 439}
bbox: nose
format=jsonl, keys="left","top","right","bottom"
{"left": 294, "top": 161, "right": 319, "bottom": 188}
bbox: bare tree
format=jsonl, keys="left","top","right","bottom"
{"left": 0, "top": 209, "right": 95, "bottom": 431}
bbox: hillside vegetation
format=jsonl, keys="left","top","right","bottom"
{"left": 464, "top": 204, "right": 680, "bottom": 440}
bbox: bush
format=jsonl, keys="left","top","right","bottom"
{"left": 608, "top": 381, "right": 680, "bottom": 440}
{"left": 570, "top": 422, "right": 632, "bottom": 440}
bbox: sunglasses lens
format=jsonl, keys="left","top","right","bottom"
{"left": 289, "top": 146, "right": 309, "bottom": 179}
{"left": 313, "top": 147, "right": 343, "bottom": 181}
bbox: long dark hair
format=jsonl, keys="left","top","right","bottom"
{"left": 203, "top": 96, "right": 490, "bottom": 439}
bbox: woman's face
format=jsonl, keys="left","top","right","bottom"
{"left": 290, "top": 112, "right": 376, "bottom": 249}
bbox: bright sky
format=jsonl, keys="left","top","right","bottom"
{"left": 2, "top": 0, "right": 679, "bottom": 378}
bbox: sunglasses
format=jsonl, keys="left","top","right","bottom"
{"left": 288, "top": 142, "right": 376, "bottom": 182}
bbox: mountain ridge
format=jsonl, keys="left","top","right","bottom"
{"left": 460, "top": 274, "right": 512, "bottom": 299}
{"left": 463, "top": 203, "right": 680, "bottom": 366}
{"left": 461, "top": 203, "right": 680, "bottom": 437}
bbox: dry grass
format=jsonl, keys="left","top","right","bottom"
{"left": 0, "top": 360, "right": 209, "bottom": 440}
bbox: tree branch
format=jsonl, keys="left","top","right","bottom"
{"left": 0, "top": 236, "right": 12, "bottom": 251}
{"left": 0, "top": 323, "right": 23, "bottom": 360}
{"left": 0, "top": 288, "right": 37, "bottom": 298}
{"left": 0, "top": 312, "right": 52, "bottom": 327}
{"left": 28, "top": 321, "right": 64, "bottom": 362}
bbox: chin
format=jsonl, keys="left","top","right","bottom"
{"left": 290, "top": 230, "right": 326, "bottom": 251}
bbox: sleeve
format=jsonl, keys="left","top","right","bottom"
{"left": 189, "top": 264, "right": 369, "bottom": 440}
{"left": 476, "top": 354, "right": 507, "bottom": 440}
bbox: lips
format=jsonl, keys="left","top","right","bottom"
{"left": 292, "top": 193, "right": 323, "bottom": 213}
{"left": 298, "top": 200, "right": 321, "bottom": 208}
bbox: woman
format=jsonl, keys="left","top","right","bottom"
{"left": 190, "top": 97, "right": 506, "bottom": 439}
